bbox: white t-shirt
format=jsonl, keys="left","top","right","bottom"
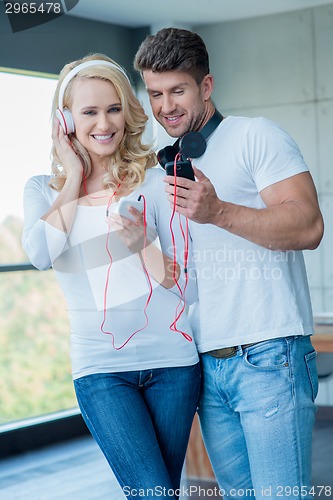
{"left": 22, "top": 167, "right": 199, "bottom": 379}
{"left": 189, "top": 116, "right": 314, "bottom": 353}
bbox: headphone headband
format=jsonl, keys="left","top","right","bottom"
{"left": 58, "top": 60, "right": 130, "bottom": 110}
{"left": 158, "top": 109, "right": 223, "bottom": 168}
{"left": 199, "top": 109, "right": 224, "bottom": 141}
{"left": 172, "top": 109, "right": 223, "bottom": 158}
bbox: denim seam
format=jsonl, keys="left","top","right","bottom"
{"left": 286, "top": 336, "right": 304, "bottom": 494}
{"left": 304, "top": 351, "right": 318, "bottom": 402}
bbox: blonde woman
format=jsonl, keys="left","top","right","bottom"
{"left": 22, "top": 54, "right": 200, "bottom": 498}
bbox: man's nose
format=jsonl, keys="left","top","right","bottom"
{"left": 160, "top": 95, "right": 176, "bottom": 115}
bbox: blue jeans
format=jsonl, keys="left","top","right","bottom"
{"left": 198, "top": 336, "right": 318, "bottom": 500}
{"left": 74, "top": 363, "right": 201, "bottom": 499}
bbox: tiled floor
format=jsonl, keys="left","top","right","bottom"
{"left": 0, "top": 436, "right": 124, "bottom": 499}
{"left": 0, "top": 416, "right": 332, "bottom": 500}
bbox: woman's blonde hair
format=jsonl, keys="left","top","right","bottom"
{"left": 50, "top": 53, "right": 156, "bottom": 192}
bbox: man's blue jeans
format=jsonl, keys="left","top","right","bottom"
{"left": 198, "top": 335, "right": 318, "bottom": 500}
{"left": 74, "top": 363, "right": 201, "bottom": 499}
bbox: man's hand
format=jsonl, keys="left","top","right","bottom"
{"left": 163, "top": 166, "right": 222, "bottom": 224}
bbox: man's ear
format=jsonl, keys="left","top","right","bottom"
{"left": 201, "top": 74, "right": 214, "bottom": 101}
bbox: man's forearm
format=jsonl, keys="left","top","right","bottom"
{"left": 212, "top": 198, "right": 324, "bottom": 251}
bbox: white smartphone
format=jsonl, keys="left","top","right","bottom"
{"left": 115, "top": 196, "right": 144, "bottom": 222}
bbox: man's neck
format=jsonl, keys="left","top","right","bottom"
{"left": 196, "top": 102, "right": 217, "bottom": 132}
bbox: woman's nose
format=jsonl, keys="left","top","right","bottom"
{"left": 97, "top": 112, "right": 111, "bottom": 130}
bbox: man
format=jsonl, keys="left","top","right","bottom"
{"left": 134, "top": 28, "right": 324, "bottom": 499}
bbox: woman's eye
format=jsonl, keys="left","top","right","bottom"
{"left": 109, "top": 107, "right": 121, "bottom": 113}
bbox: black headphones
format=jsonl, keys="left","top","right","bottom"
{"left": 157, "top": 109, "right": 223, "bottom": 169}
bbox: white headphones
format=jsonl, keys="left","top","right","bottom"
{"left": 55, "top": 60, "right": 130, "bottom": 135}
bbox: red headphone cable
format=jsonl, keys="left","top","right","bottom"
{"left": 82, "top": 174, "right": 153, "bottom": 349}
{"left": 168, "top": 153, "right": 192, "bottom": 342}
{"left": 100, "top": 194, "right": 153, "bottom": 350}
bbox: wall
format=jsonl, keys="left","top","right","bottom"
{"left": 196, "top": 4, "right": 333, "bottom": 314}
{"left": 0, "top": 4, "right": 145, "bottom": 77}
{"left": 1, "top": 4, "right": 331, "bottom": 310}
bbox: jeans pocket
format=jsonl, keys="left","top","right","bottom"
{"left": 244, "top": 338, "right": 289, "bottom": 371}
{"left": 305, "top": 350, "right": 318, "bottom": 402}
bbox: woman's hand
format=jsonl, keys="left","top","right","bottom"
{"left": 39, "top": 119, "right": 84, "bottom": 233}
{"left": 106, "top": 207, "right": 156, "bottom": 254}
{"left": 52, "top": 118, "right": 83, "bottom": 179}
{"left": 106, "top": 207, "right": 179, "bottom": 288}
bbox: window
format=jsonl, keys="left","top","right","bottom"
{"left": 0, "top": 69, "right": 76, "bottom": 429}
{"left": 0, "top": 69, "right": 56, "bottom": 247}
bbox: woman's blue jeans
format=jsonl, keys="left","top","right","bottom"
{"left": 198, "top": 335, "right": 318, "bottom": 500}
{"left": 74, "top": 363, "right": 201, "bottom": 499}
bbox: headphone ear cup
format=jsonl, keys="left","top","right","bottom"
{"left": 55, "top": 107, "right": 75, "bottom": 135}
{"left": 157, "top": 145, "right": 178, "bottom": 169}
{"left": 180, "top": 131, "right": 206, "bottom": 159}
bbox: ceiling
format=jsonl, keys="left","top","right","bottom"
{"left": 68, "top": 0, "right": 333, "bottom": 28}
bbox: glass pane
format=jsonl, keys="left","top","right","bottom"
{"left": 0, "top": 69, "right": 77, "bottom": 427}
{"left": 0, "top": 70, "right": 57, "bottom": 265}
{"left": 0, "top": 269, "right": 75, "bottom": 426}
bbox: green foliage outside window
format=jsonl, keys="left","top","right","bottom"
{"left": 0, "top": 217, "right": 76, "bottom": 425}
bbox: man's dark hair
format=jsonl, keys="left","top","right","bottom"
{"left": 134, "top": 27, "right": 210, "bottom": 84}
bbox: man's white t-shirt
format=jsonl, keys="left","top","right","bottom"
{"left": 189, "top": 116, "right": 314, "bottom": 353}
